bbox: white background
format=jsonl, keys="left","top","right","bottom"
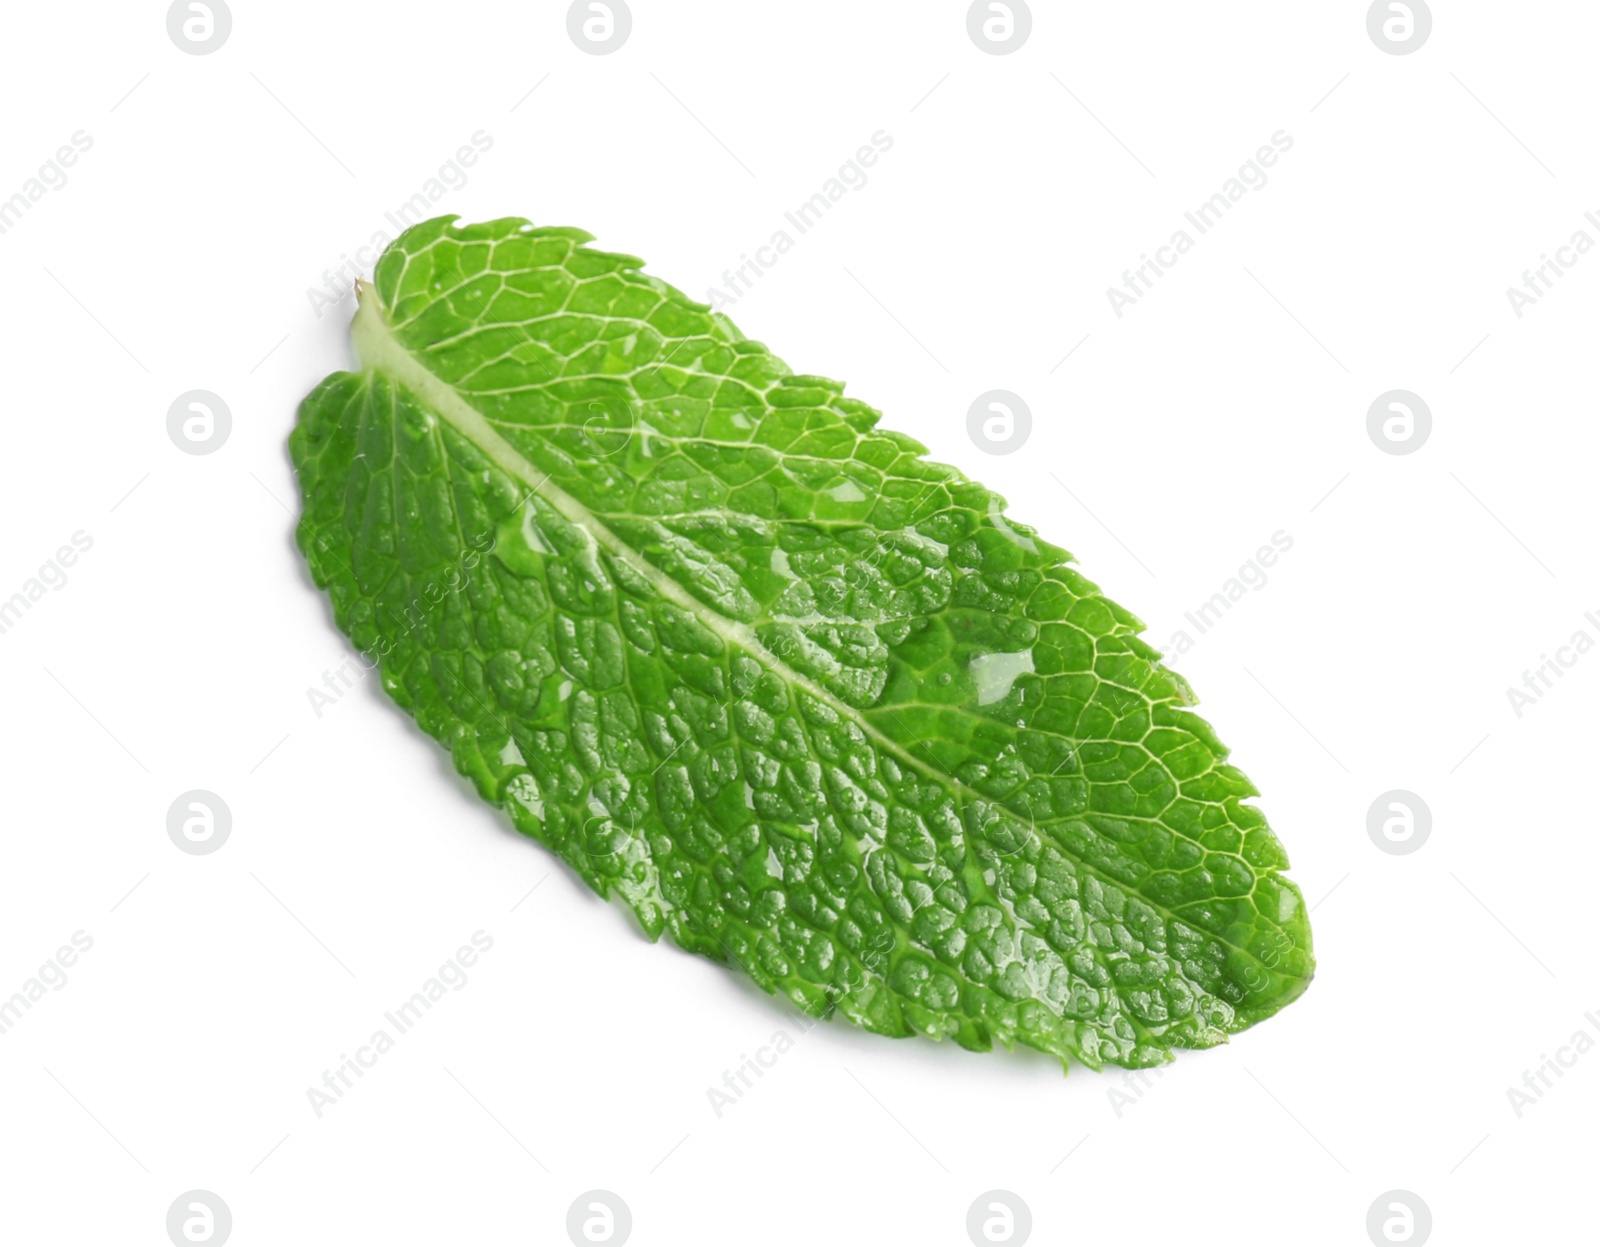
{"left": 1, "top": 1, "right": 1595, "bottom": 1243}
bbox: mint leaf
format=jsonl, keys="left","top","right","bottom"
{"left": 291, "top": 215, "right": 1313, "bottom": 1069}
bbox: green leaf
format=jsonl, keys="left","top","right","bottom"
{"left": 290, "top": 214, "right": 1313, "bottom": 1069}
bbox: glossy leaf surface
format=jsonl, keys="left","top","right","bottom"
{"left": 291, "top": 215, "right": 1313, "bottom": 1069}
